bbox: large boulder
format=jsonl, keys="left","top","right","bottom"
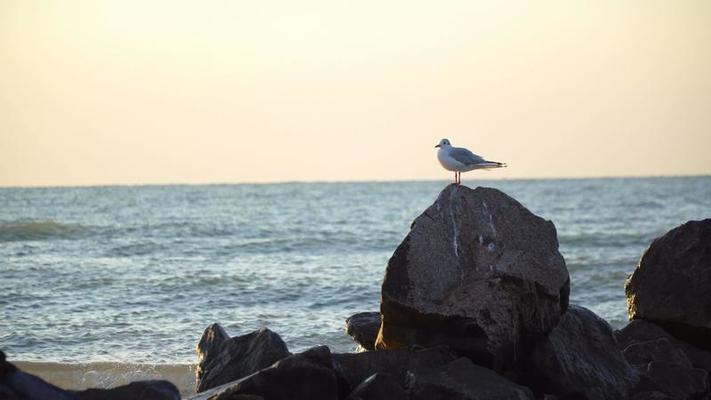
{"left": 405, "top": 357, "right": 534, "bottom": 400}
{"left": 625, "top": 219, "right": 711, "bottom": 350}
{"left": 189, "top": 346, "right": 339, "bottom": 400}
{"left": 376, "top": 184, "right": 570, "bottom": 371}
{"left": 345, "top": 312, "right": 381, "bottom": 351}
{"left": 196, "top": 324, "right": 291, "bottom": 392}
{"left": 332, "top": 347, "right": 456, "bottom": 392}
{"left": 525, "top": 305, "right": 637, "bottom": 400}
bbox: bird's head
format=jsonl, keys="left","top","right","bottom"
{"left": 435, "top": 138, "right": 451, "bottom": 148}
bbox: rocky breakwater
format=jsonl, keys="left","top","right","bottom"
{"left": 376, "top": 184, "right": 570, "bottom": 372}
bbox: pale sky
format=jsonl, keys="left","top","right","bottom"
{"left": 1, "top": 0, "right": 710, "bottom": 186}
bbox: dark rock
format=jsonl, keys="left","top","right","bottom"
{"left": 0, "top": 352, "right": 20, "bottom": 400}
{"left": 196, "top": 323, "right": 230, "bottom": 383}
{"left": 625, "top": 219, "right": 711, "bottom": 350}
{"left": 73, "top": 380, "right": 180, "bottom": 400}
{"left": 616, "top": 319, "right": 711, "bottom": 373}
{"left": 345, "top": 373, "right": 407, "bottom": 400}
{"left": 631, "top": 391, "right": 672, "bottom": 400}
{"left": 632, "top": 361, "right": 709, "bottom": 400}
{"left": 196, "top": 325, "right": 291, "bottom": 392}
{"left": 526, "top": 305, "right": 637, "bottom": 400}
{"left": 332, "top": 346, "right": 456, "bottom": 392}
{"left": 377, "top": 185, "right": 570, "bottom": 372}
{"left": 0, "top": 386, "right": 21, "bottom": 400}
{"left": 345, "top": 312, "right": 381, "bottom": 351}
{"left": 623, "top": 337, "right": 692, "bottom": 368}
{"left": 189, "top": 346, "right": 339, "bottom": 400}
{"left": 405, "top": 357, "right": 534, "bottom": 400}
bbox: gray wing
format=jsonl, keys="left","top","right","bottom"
{"left": 449, "top": 147, "right": 486, "bottom": 165}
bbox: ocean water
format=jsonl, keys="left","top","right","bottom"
{"left": 1, "top": 177, "right": 710, "bottom": 392}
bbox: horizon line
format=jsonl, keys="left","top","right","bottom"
{"left": 1, "top": 173, "right": 709, "bottom": 190}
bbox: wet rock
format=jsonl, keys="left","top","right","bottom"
{"left": 189, "top": 346, "right": 338, "bottom": 400}
{"left": 332, "top": 346, "right": 456, "bottom": 392}
{"left": 625, "top": 219, "right": 711, "bottom": 350}
{"left": 345, "top": 373, "right": 407, "bottom": 400}
{"left": 526, "top": 305, "right": 637, "bottom": 400}
{"left": 345, "top": 312, "right": 381, "bottom": 351}
{"left": 196, "top": 325, "right": 290, "bottom": 392}
{"left": 406, "top": 357, "right": 534, "bottom": 400}
{"left": 377, "top": 184, "right": 570, "bottom": 372}
{"left": 73, "top": 380, "right": 180, "bottom": 400}
{"left": 616, "top": 319, "right": 711, "bottom": 373}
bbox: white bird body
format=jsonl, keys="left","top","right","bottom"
{"left": 435, "top": 138, "right": 506, "bottom": 184}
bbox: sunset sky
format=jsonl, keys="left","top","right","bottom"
{"left": 1, "top": 0, "right": 710, "bottom": 186}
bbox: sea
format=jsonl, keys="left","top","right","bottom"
{"left": 1, "top": 177, "right": 710, "bottom": 395}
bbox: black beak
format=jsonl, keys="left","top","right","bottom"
{"left": 435, "top": 145, "right": 440, "bottom": 148}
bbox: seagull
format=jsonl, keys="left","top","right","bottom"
{"left": 435, "top": 138, "right": 507, "bottom": 185}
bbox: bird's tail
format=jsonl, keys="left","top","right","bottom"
{"left": 479, "top": 161, "right": 507, "bottom": 169}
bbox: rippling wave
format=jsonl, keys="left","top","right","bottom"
{"left": 0, "top": 220, "right": 91, "bottom": 242}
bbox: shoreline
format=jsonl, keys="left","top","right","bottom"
{"left": 13, "top": 361, "right": 197, "bottom": 397}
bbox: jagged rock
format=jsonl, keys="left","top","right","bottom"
{"left": 196, "top": 323, "right": 230, "bottom": 383}
{"left": 405, "top": 357, "right": 534, "bottom": 400}
{"left": 345, "top": 373, "right": 407, "bottom": 400}
{"left": 616, "top": 319, "right": 711, "bottom": 373}
{"left": 73, "top": 380, "right": 180, "bottom": 400}
{"left": 196, "top": 325, "right": 290, "bottom": 392}
{"left": 526, "top": 305, "right": 637, "bottom": 400}
{"left": 345, "top": 312, "right": 381, "bottom": 351}
{"left": 623, "top": 337, "right": 692, "bottom": 368}
{"left": 189, "top": 346, "right": 338, "bottom": 400}
{"left": 332, "top": 347, "right": 456, "bottom": 392}
{"left": 625, "top": 219, "right": 711, "bottom": 350}
{"left": 377, "top": 185, "right": 570, "bottom": 372}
